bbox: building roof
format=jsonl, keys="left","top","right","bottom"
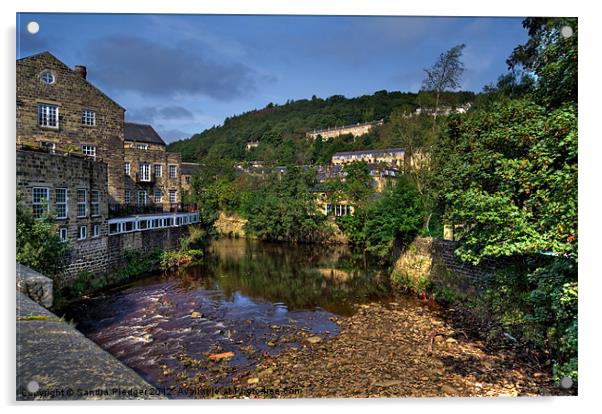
{"left": 124, "top": 122, "right": 166, "bottom": 145}
{"left": 332, "top": 148, "right": 405, "bottom": 158}
{"left": 181, "top": 162, "right": 201, "bottom": 175}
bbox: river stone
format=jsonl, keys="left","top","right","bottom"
{"left": 306, "top": 336, "right": 322, "bottom": 344}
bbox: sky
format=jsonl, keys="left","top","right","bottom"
{"left": 16, "top": 13, "right": 528, "bottom": 143}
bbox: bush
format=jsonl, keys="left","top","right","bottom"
{"left": 474, "top": 256, "right": 577, "bottom": 381}
{"left": 16, "top": 194, "right": 70, "bottom": 277}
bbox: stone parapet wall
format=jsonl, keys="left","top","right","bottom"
{"left": 16, "top": 263, "right": 53, "bottom": 308}
{"left": 394, "top": 237, "right": 504, "bottom": 296}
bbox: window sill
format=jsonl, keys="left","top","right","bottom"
{"left": 39, "top": 125, "right": 59, "bottom": 130}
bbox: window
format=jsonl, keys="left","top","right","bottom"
{"left": 38, "top": 104, "right": 58, "bottom": 128}
{"left": 55, "top": 188, "right": 68, "bottom": 219}
{"left": 32, "top": 187, "right": 49, "bottom": 218}
{"left": 169, "top": 189, "right": 177, "bottom": 204}
{"left": 124, "top": 162, "right": 131, "bottom": 176}
{"left": 82, "top": 145, "right": 96, "bottom": 159}
{"left": 77, "top": 189, "right": 87, "bottom": 217}
{"left": 40, "top": 70, "right": 55, "bottom": 85}
{"left": 82, "top": 110, "right": 96, "bottom": 126}
{"left": 78, "top": 225, "right": 87, "bottom": 240}
{"left": 91, "top": 190, "right": 100, "bottom": 216}
{"left": 39, "top": 141, "right": 56, "bottom": 153}
{"left": 124, "top": 190, "right": 131, "bottom": 204}
{"left": 136, "top": 144, "right": 149, "bottom": 150}
{"left": 139, "top": 163, "right": 150, "bottom": 182}
{"left": 169, "top": 165, "right": 177, "bottom": 178}
{"left": 185, "top": 176, "right": 191, "bottom": 184}
{"left": 137, "top": 190, "right": 147, "bottom": 206}
{"left": 154, "top": 189, "right": 162, "bottom": 203}
{"left": 154, "top": 164, "right": 162, "bottom": 177}
{"left": 58, "top": 227, "right": 68, "bottom": 241}
{"left": 92, "top": 224, "right": 100, "bottom": 238}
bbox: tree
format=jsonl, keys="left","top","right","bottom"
{"left": 507, "top": 18, "right": 577, "bottom": 108}
{"left": 342, "top": 161, "right": 374, "bottom": 207}
{"left": 421, "top": 44, "right": 466, "bottom": 119}
{"left": 16, "top": 194, "right": 70, "bottom": 277}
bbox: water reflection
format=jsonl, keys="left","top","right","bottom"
{"left": 190, "top": 238, "right": 391, "bottom": 315}
{"left": 61, "top": 238, "right": 391, "bottom": 395}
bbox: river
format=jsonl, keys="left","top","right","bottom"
{"left": 61, "top": 238, "right": 394, "bottom": 397}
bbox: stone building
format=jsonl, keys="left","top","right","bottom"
{"left": 306, "top": 119, "right": 383, "bottom": 140}
{"left": 17, "top": 148, "right": 108, "bottom": 242}
{"left": 16, "top": 52, "right": 200, "bottom": 284}
{"left": 121, "top": 122, "right": 184, "bottom": 214}
{"left": 17, "top": 51, "right": 125, "bottom": 204}
{"left": 180, "top": 162, "right": 201, "bottom": 193}
{"left": 331, "top": 148, "right": 405, "bottom": 168}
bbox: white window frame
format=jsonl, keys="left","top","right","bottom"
{"left": 136, "top": 144, "right": 149, "bottom": 150}
{"left": 82, "top": 145, "right": 96, "bottom": 159}
{"left": 169, "top": 164, "right": 177, "bottom": 178}
{"left": 154, "top": 164, "right": 162, "bottom": 177}
{"left": 124, "top": 190, "right": 131, "bottom": 204}
{"left": 81, "top": 109, "right": 96, "bottom": 126}
{"left": 78, "top": 225, "right": 87, "bottom": 240}
{"left": 32, "top": 187, "right": 49, "bottom": 218}
{"left": 139, "top": 163, "right": 151, "bottom": 182}
{"left": 168, "top": 189, "right": 177, "bottom": 204}
{"left": 58, "top": 227, "right": 68, "bottom": 241}
{"left": 124, "top": 162, "right": 131, "bottom": 176}
{"left": 154, "top": 189, "right": 163, "bottom": 203}
{"left": 91, "top": 190, "right": 100, "bottom": 217}
{"left": 37, "top": 104, "right": 59, "bottom": 129}
{"left": 77, "top": 189, "right": 87, "bottom": 218}
{"left": 92, "top": 224, "right": 100, "bottom": 238}
{"left": 55, "top": 188, "right": 68, "bottom": 219}
{"left": 40, "top": 70, "right": 55, "bottom": 85}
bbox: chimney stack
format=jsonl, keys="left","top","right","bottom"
{"left": 74, "top": 65, "right": 87, "bottom": 80}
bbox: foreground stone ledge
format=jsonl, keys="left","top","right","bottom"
{"left": 16, "top": 263, "right": 53, "bottom": 308}
{"left": 16, "top": 291, "right": 166, "bottom": 400}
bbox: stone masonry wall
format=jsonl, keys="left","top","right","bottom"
{"left": 56, "top": 225, "right": 191, "bottom": 287}
{"left": 17, "top": 52, "right": 125, "bottom": 204}
{"left": 16, "top": 149, "right": 108, "bottom": 241}
{"left": 394, "top": 237, "right": 503, "bottom": 297}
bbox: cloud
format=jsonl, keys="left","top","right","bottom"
{"left": 126, "top": 105, "right": 195, "bottom": 124}
{"left": 158, "top": 129, "right": 192, "bottom": 143}
{"left": 85, "top": 34, "right": 258, "bottom": 101}
{"left": 160, "top": 106, "right": 194, "bottom": 120}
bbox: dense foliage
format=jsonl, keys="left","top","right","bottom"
{"left": 16, "top": 194, "right": 70, "bottom": 277}
{"left": 431, "top": 17, "right": 578, "bottom": 381}
{"left": 168, "top": 90, "right": 474, "bottom": 166}
{"left": 242, "top": 167, "right": 332, "bottom": 243}
{"left": 338, "top": 176, "right": 423, "bottom": 260}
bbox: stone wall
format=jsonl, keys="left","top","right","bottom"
{"left": 17, "top": 149, "right": 109, "bottom": 241}
{"left": 106, "top": 225, "right": 189, "bottom": 271}
{"left": 214, "top": 212, "right": 248, "bottom": 237}
{"left": 393, "top": 237, "right": 502, "bottom": 297}
{"left": 17, "top": 52, "right": 125, "bottom": 204}
{"left": 56, "top": 225, "right": 191, "bottom": 287}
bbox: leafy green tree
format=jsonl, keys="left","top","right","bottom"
{"left": 342, "top": 161, "right": 374, "bottom": 206}
{"left": 16, "top": 194, "right": 70, "bottom": 277}
{"left": 338, "top": 177, "right": 423, "bottom": 260}
{"left": 507, "top": 18, "right": 577, "bottom": 108}
{"left": 243, "top": 167, "right": 331, "bottom": 243}
{"left": 437, "top": 100, "right": 577, "bottom": 264}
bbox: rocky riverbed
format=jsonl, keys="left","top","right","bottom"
{"left": 221, "top": 297, "right": 569, "bottom": 398}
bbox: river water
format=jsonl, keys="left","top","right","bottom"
{"left": 61, "top": 238, "right": 393, "bottom": 397}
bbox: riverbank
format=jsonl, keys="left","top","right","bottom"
{"left": 237, "top": 296, "right": 569, "bottom": 398}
